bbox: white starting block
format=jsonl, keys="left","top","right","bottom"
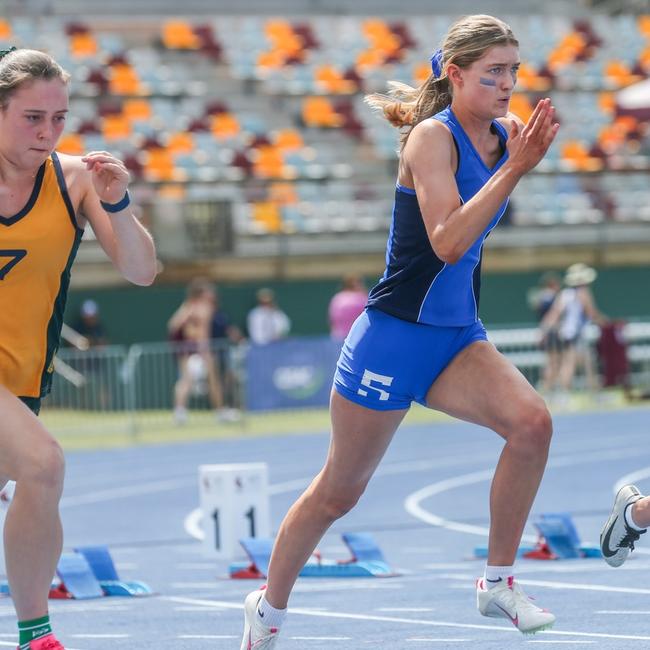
{"left": 198, "top": 463, "right": 270, "bottom": 559}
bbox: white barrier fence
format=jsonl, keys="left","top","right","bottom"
{"left": 41, "top": 322, "right": 650, "bottom": 439}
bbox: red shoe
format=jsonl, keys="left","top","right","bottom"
{"left": 18, "top": 634, "right": 65, "bottom": 650}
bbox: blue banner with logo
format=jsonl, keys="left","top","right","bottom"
{"left": 245, "top": 336, "right": 342, "bottom": 411}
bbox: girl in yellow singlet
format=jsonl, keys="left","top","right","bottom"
{"left": 0, "top": 48, "right": 157, "bottom": 650}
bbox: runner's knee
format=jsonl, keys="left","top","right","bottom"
{"left": 314, "top": 482, "right": 366, "bottom": 521}
{"left": 19, "top": 439, "right": 65, "bottom": 490}
{"left": 508, "top": 401, "right": 553, "bottom": 456}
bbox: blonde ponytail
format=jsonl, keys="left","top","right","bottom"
{"left": 364, "top": 14, "right": 518, "bottom": 151}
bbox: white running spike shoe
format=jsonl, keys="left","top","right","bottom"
{"left": 601, "top": 484, "right": 647, "bottom": 567}
{"left": 477, "top": 576, "right": 555, "bottom": 634}
{"left": 240, "top": 587, "right": 280, "bottom": 650}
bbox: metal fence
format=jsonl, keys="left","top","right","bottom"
{"left": 41, "top": 322, "right": 650, "bottom": 440}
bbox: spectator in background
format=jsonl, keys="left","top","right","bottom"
{"left": 328, "top": 274, "right": 368, "bottom": 341}
{"left": 540, "top": 263, "right": 607, "bottom": 399}
{"left": 168, "top": 278, "right": 225, "bottom": 424}
{"left": 74, "top": 299, "right": 108, "bottom": 348}
{"left": 528, "top": 272, "right": 562, "bottom": 394}
{"left": 247, "top": 288, "right": 291, "bottom": 345}
{"left": 73, "top": 299, "right": 110, "bottom": 409}
{"left": 210, "top": 289, "right": 244, "bottom": 421}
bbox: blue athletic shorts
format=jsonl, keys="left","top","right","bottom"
{"left": 333, "top": 308, "right": 487, "bottom": 411}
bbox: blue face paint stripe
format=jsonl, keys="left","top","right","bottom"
{"left": 479, "top": 77, "right": 497, "bottom": 87}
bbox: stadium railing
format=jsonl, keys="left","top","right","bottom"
{"left": 40, "top": 322, "right": 650, "bottom": 441}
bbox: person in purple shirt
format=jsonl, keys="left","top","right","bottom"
{"left": 328, "top": 274, "right": 368, "bottom": 340}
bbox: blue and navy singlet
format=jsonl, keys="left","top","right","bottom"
{"left": 366, "top": 106, "right": 509, "bottom": 326}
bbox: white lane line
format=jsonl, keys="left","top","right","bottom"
{"left": 526, "top": 642, "right": 594, "bottom": 645}
{"left": 443, "top": 573, "right": 650, "bottom": 596}
{"left": 378, "top": 608, "right": 435, "bottom": 613}
{"left": 0, "top": 604, "right": 129, "bottom": 619}
{"left": 424, "top": 563, "right": 476, "bottom": 571}
{"left": 293, "top": 582, "right": 402, "bottom": 593}
{"left": 596, "top": 610, "right": 650, "bottom": 614}
{"left": 176, "top": 563, "right": 216, "bottom": 570}
{"left": 164, "top": 596, "right": 650, "bottom": 641}
{"left": 404, "top": 446, "right": 648, "bottom": 541}
{"left": 184, "top": 508, "right": 205, "bottom": 541}
{"left": 614, "top": 467, "right": 650, "bottom": 494}
{"left": 406, "top": 640, "right": 472, "bottom": 644}
{"left": 290, "top": 637, "right": 351, "bottom": 641}
{"left": 520, "top": 577, "right": 650, "bottom": 596}
{"left": 61, "top": 478, "right": 192, "bottom": 508}
{"left": 178, "top": 635, "right": 237, "bottom": 639}
{"left": 403, "top": 470, "right": 528, "bottom": 541}
{"left": 0, "top": 645, "right": 85, "bottom": 650}
{"left": 491, "top": 562, "right": 650, "bottom": 575}
{"left": 71, "top": 634, "right": 130, "bottom": 639}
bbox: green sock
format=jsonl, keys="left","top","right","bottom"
{"left": 18, "top": 615, "right": 52, "bottom": 649}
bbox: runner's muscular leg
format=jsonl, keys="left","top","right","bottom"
{"left": 0, "top": 385, "right": 65, "bottom": 619}
{"left": 425, "top": 341, "right": 552, "bottom": 565}
{"left": 265, "top": 391, "right": 407, "bottom": 608}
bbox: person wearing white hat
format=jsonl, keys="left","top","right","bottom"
{"left": 540, "top": 263, "right": 607, "bottom": 398}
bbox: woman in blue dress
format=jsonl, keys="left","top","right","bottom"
{"left": 241, "top": 14, "right": 560, "bottom": 648}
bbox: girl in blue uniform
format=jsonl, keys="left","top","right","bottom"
{"left": 242, "top": 15, "right": 560, "bottom": 647}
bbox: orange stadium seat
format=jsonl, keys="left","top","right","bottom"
{"left": 162, "top": 20, "right": 199, "bottom": 50}
{"left": 598, "top": 92, "right": 616, "bottom": 114}
{"left": 142, "top": 148, "right": 176, "bottom": 181}
{"left": 546, "top": 32, "right": 587, "bottom": 71}
{"left": 314, "top": 65, "right": 356, "bottom": 94}
{"left": 355, "top": 48, "right": 385, "bottom": 70}
{"left": 167, "top": 132, "right": 195, "bottom": 155}
{"left": 69, "top": 32, "right": 98, "bottom": 58}
{"left": 264, "top": 19, "right": 294, "bottom": 41}
{"left": 598, "top": 123, "right": 625, "bottom": 152}
{"left": 263, "top": 19, "right": 305, "bottom": 64}
{"left": 515, "top": 63, "right": 551, "bottom": 92}
{"left": 256, "top": 49, "right": 287, "bottom": 70}
{"left": 56, "top": 133, "right": 85, "bottom": 156}
{"left": 302, "top": 97, "right": 343, "bottom": 128}
{"left": 561, "top": 139, "right": 602, "bottom": 171}
{"left": 362, "top": 18, "right": 390, "bottom": 39}
{"left": 101, "top": 114, "right": 132, "bottom": 141}
{"left": 413, "top": 61, "right": 431, "bottom": 86}
{"left": 273, "top": 129, "right": 304, "bottom": 151}
{"left": 109, "top": 64, "right": 143, "bottom": 95}
{"left": 0, "top": 19, "right": 11, "bottom": 40}
{"left": 604, "top": 60, "right": 641, "bottom": 87}
{"left": 252, "top": 201, "right": 283, "bottom": 233}
{"left": 123, "top": 99, "right": 152, "bottom": 122}
{"left": 614, "top": 114, "right": 639, "bottom": 134}
{"left": 509, "top": 94, "right": 534, "bottom": 122}
{"left": 252, "top": 144, "right": 285, "bottom": 179}
{"left": 637, "top": 15, "right": 650, "bottom": 38}
{"left": 210, "top": 113, "right": 240, "bottom": 139}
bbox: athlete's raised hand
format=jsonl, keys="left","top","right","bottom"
{"left": 82, "top": 151, "right": 130, "bottom": 205}
{"left": 506, "top": 98, "right": 559, "bottom": 176}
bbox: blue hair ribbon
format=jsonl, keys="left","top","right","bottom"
{"left": 430, "top": 48, "right": 443, "bottom": 78}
